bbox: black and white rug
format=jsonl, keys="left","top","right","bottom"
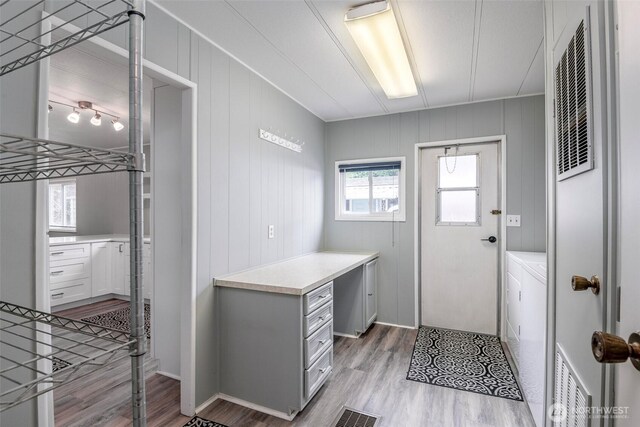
{"left": 406, "top": 326, "right": 523, "bottom": 401}
{"left": 81, "top": 304, "right": 151, "bottom": 339}
{"left": 52, "top": 356, "right": 71, "bottom": 372}
{"left": 183, "top": 416, "right": 228, "bottom": 427}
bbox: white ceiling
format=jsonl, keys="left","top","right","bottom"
{"left": 48, "top": 46, "right": 153, "bottom": 149}
{"left": 155, "top": 0, "right": 544, "bottom": 122}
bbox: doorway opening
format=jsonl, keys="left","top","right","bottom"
{"left": 35, "top": 18, "right": 197, "bottom": 425}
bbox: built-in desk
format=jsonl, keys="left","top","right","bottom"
{"left": 214, "top": 251, "right": 379, "bottom": 420}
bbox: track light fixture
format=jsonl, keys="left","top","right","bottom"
{"left": 67, "top": 108, "right": 80, "bottom": 124}
{"left": 112, "top": 119, "right": 124, "bottom": 131}
{"left": 90, "top": 112, "right": 102, "bottom": 126}
{"left": 50, "top": 99, "right": 124, "bottom": 132}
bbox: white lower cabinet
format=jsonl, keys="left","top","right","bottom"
{"left": 50, "top": 239, "right": 152, "bottom": 307}
{"left": 91, "top": 242, "right": 112, "bottom": 297}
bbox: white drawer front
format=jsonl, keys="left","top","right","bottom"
{"left": 49, "top": 244, "right": 90, "bottom": 261}
{"left": 304, "top": 281, "right": 333, "bottom": 315}
{"left": 304, "top": 321, "right": 333, "bottom": 368}
{"left": 303, "top": 301, "right": 332, "bottom": 338}
{"left": 50, "top": 279, "right": 91, "bottom": 307}
{"left": 50, "top": 258, "right": 91, "bottom": 286}
{"left": 305, "top": 346, "right": 332, "bottom": 399}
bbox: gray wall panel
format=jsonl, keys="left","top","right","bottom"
{"left": 324, "top": 96, "right": 545, "bottom": 328}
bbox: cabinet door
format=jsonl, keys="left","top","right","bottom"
{"left": 91, "top": 242, "right": 111, "bottom": 296}
{"left": 364, "top": 259, "right": 378, "bottom": 328}
{"left": 111, "top": 242, "right": 127, "bottom": 295}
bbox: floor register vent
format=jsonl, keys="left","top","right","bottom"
{"left": 333, "top": 406, "right": 379, "bottom": 427}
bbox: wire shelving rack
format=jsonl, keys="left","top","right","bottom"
{"left": 0, "top": 0, "right": 148, "bottom": 425}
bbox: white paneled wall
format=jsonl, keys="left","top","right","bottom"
{"left": 324, "top": 96, "right": 545, "bottom": 328}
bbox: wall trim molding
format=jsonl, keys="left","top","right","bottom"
{"left": 156, "top": 371, "right": 181, "bottom": 381}
{"left": 215, "top": 393, "right": 297, "bottom": 421}
{"left": 374, "top": 321, "right": 417, "bottom": 330}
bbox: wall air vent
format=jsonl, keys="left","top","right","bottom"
{"left": 554, "top": 345, "right": 591, "bottom": 427}
{"left": 554, "top": 15, "right": 593, "bottom": 181}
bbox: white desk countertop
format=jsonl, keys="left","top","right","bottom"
{"left": 49, "top": 234, "right": 151, "bottom": 246}
{"left": 214, "top": 251, "right": 379, "bottom": 296}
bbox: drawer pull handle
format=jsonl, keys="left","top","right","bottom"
{"left": 319, "top": 316, "right": 325, "bottom": 321}
{"left": 319, "top": 339, "right": 328, "bottom": 345}
{"left": 367, "top": 293, "right": 373, "bottom": 296}
{"left": 319, "top": 367, "right": 330, "bottom": 374}
{"left": 51, "top": 251, "right": 64, "bottom": 256}
{"left": 52, "top": 292, "right": 64, "bottom": 299}
{"left": 318, "top": 294, "right": 329, "bottom": 299}
{"left": 51, "top": 270, "right": 64, "bottom": 275}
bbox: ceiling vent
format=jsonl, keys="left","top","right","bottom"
{"left": 554, "top": 13, "right": 593, "bottom": 181}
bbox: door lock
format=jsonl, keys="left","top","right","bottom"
{"left": 572, "top": 275, "right": 600, "bottom": 295}
{"left": 481, "top": 236, "right": 497, "bottom": 243}
{"left": 591, "top": 331, "right": 640, "bottom": 371}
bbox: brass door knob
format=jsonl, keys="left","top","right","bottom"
{"left": 591, "top": 331, "right": 640, "bottom": 371}
{"left": 571, "top": 275, "right": 600, "bottom": 295}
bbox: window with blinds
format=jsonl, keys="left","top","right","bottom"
{"left": 555, "top": 17, "right": 593, "bottom": 181}
{"left": 335, "top": 157, "right": 406, "bottom": 221}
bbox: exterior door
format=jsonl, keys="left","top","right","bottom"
{"left": 613, "top": 1, "right": 640, "bottom": 424}
{"left": 421, "top": 142, "right": 499, "bottom": 335}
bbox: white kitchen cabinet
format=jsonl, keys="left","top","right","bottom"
{"left": 49, "top": 243, "right": 92, "bottom": 307}
{"left": 119, "top": 242, "right": 152, "bottom": 299}
{"left": 91, "top": 242, "right": 112, "bottom": 296}
{"left": 49, "top": 236, "right": 153, "bottom": 307}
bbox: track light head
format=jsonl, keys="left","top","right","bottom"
{"left": 48, "top": 104, "right": 53, "bottom": 113}
{"left": 112, "top": 119, "right": 124, "bottom": 131}
{"left": 90, "top": 112, "right": 102, "bottom": 126}
{"left": 67, "top": 109, "right": 80, "bottom": 124}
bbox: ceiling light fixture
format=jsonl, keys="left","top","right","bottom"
{"left": 67, "top": 108, "right": 80, "bottom": 124}
{"left": 50, "top": 99, "right": 124, "bottom": 132}
{"left": 344, "top": 0, "right": 417, "bottom": 99}
{"left": 112, "top": 118, "right": 124, "bottom": 131}
{"left": 90, "top": 111, "right": 102, "bottom": 126}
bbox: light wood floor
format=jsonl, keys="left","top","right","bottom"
{"left": 53, "top": 302, "right": 535, "bottom": 427}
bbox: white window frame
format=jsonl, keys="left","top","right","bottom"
{"left": 335, "top": 156, "right": 406, "bottom": 222}
{"left": 436, "top": 152, "right": 481, "bottom": 226}
{"left": 48, "top": 178, "right": 77, "bottom": 233}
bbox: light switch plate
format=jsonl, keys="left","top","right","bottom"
{"left": 268, "top": 225, "right": 275, "bottom": 239}
{"left": 506, "top": 215, "right": 521, "bottom": 227}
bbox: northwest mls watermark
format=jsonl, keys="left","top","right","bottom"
{"left": 548, "top": 403, "right": 630, "bottom": 422}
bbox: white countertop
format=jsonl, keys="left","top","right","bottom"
{"left": 214, "top": 251, "right": 379, "bottom": 295}
{"left": 507, "top": 251, "right": 546, "bottom": 282}
{"left": 49, "top": 234, "right": 151, "bottom": 246}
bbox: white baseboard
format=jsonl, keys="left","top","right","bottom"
{"left": 374, "top": 321, "right": 418, "bottom": 330}
{"left": 333, "top": 331, "right": 359, "bottom": 339}
{"left": 156, "top": 370, "right": 181, "bottom": 381}
{"left": 216, "top": 393, "right": 297, "bottom": 421}
{"left": 195, "top": 393, "right": 220, "bottom": 414}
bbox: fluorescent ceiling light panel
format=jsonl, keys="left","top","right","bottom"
{"left": 345, "top": 0, "right": 417, "bottom": 99}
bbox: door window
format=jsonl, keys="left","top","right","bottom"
{"left": 437, "top": 153, "right": 480, "bottom": 225}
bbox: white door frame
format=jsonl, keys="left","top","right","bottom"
{"left": 414, "top": 135, "right": 507, "bottom": 337}
{"left": 35, "top": 15, "right": 199, "bottom": 424}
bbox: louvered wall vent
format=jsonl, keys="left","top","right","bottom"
{"left": 554, "top": 345, "right": 591, "bottom": 427}
{"left": 554, "top": 14, "right": 594, "bottom": 181}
